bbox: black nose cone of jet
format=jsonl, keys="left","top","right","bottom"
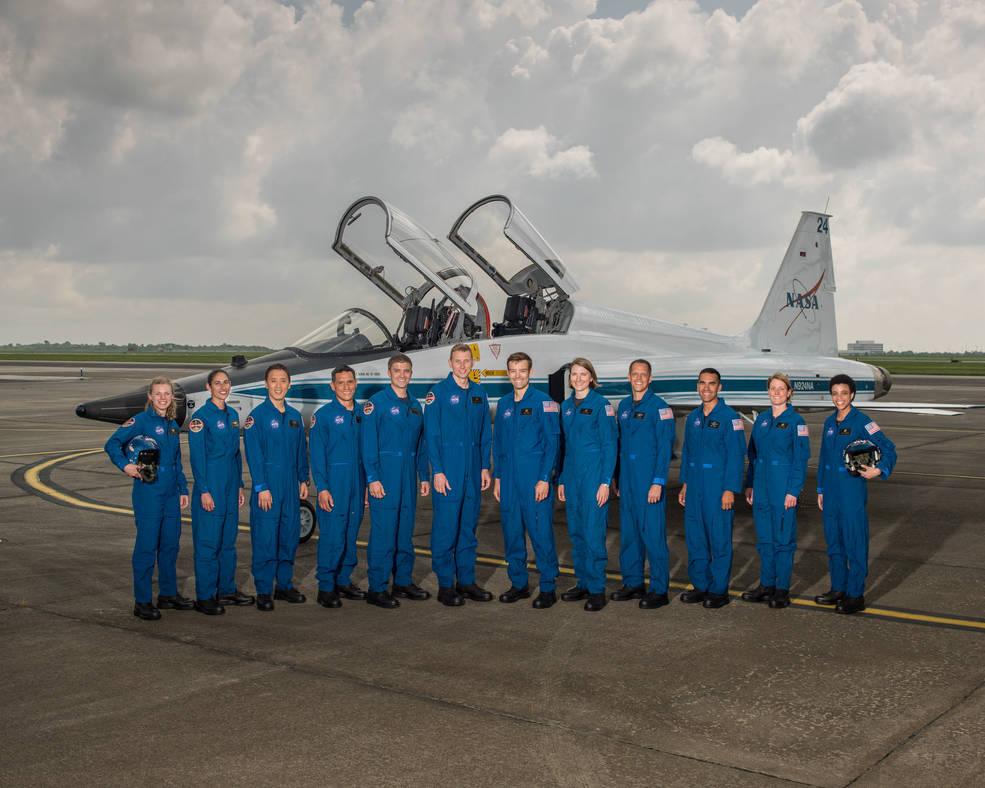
{"left": 76, "top": 382, "right": 186, "bottom": 426}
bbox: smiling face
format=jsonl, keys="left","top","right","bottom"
{"left": 697, "top": 372, "right": 721, "bottom": 404}
{"left": 768, "top": 377, "right": 791, "bottom": 408}
{"left": 449, "top": 349, "right": 473, "bottom": 383}
{"left": 508, "top": 358, "right": 531, "bottom": 392}
{"left": 148, "top": 383, "right": 173, "bottom": 416}
{"left": 629, "top": 362, "right": 651, "bottom": 397}
{"left": 331, "top": 371, "right": 356, "bottom": 404}
{"left": 570, "top": 364, "right": 592, "bottom": 395}
{"left": 830, "top": 382, "right": 853, "bottom": 412}
{"left": 208, "top": 372, "right": 231, "bottom": 406}
{"left": 389, "top": 361, "right": 412, "bottom": 393}
{"left": 265, "top": 369, "right": 290, "bottom": 404}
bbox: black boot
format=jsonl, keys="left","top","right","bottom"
{"left": 532, "top": 590, "right": 557, "bottom": 609}
{"left": 456, "top": 583, "right": 493, "bottom": 602}
{"left": 768, "top": 589, "right": 791, "bottom": 609}
{"left": 273, "top": 587, "right": 306, "bottom": 604}
{"left": 317, "top": 590, "right": 342, "bottom": 608}
{"left": 366, "top": 590, "right": 400, "bottom": 609}
{"left": 741, "top": 585, "right": 775, "bottom": 603}
{"left": 561, "top": 586, "right": 589, "bottom": 602}
{"left": 337, "top": 583, "right": 367, "bottom": 600}
{"left": 610, "top": 585, "right": 645, "bottom": 601}
{"left": 256, "top": 594, "right": 274, "bottom": 612}
{"left": 392, "top": 583, "right": 431, "bottom": 601}
{"left": 679, "top": 588, "right": 707, "bottom": 604}
{"left": 639, "top": 592, "right": 670, "bottom": 609}
{"left": 437, "top": 587, "right": 465, "bottom": 607}
{"left": 133, "top": 601, "right": 161, "bottom": 621}
{"left": 498, "top": 586, "right": 531, "bottom": 603}
{"left": 702, "top": 593, "right": 730, "bottom": 609}
{"left": 157, "top": 594, "right": 194, "bottom": 610}
{"left": 193, "top": 598, "right": 226, "bottom": 616}
{"left": 584, "top": 593, "right": 607, "bottom": 612}
{"left": 814, "top": 589, "right": 844, "bottom": 606}
{"left": 836, "top": 595, "right": 866, "bottom": 615}
{"left": 217, "top": 591, "right": 255, "bottom": 606}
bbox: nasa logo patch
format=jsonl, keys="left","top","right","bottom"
{"left": 188, "top": 419, "right": 204, "bottom": 433}
{"left": 334, "top": 415, "right": 345, "bottom": 425}
{"left": 154, "top": 425, "right": 165, "bottom": 435}
{"left": 450, "top": 394, "right": 460, "bottom": 405}
{"left": 390, "top": 406, "right": 400, "bottom": 416}
{"left": 503, "top": 409, "right": 512, "bottom": 419}
{"left": 363, "top": 402, "right": 374, "bottom": 416}
{"left": 270, "top": 419, "right": 279, "bottom": 429}
{"left": 621, "top": 410, "right": 630, "bottom": 419}
{"left": 216, "top": 420, "right": 225, "bottom": 430}
{"left": 245, "top": 416, "right": 255, "bottom": 430}
{"left": 565, "top": 409, "right": 573, "bottom": 417}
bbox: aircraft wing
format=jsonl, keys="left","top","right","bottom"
{"left": 659, "top": 395, "right": 982, "bottom": 418}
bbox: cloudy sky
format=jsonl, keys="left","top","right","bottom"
{"left": 1, "top": 0, "right": 983, "bottom": 351}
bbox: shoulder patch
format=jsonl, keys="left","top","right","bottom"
{"left": 188, "top": 419, "right": 204, "bottom": 433}
{"left": 310, "top": 414, "right": 317, "bottom": 428}
{"left": 605, "top": 404, "right": 614, "bottom": 417}
{"left": 363, "top": 401, "right": 375, "bottom": 416}
{"left": 244, "top": 416, "right": 254, "bottom": 430}
{"left": 659, "top": 407, "right": 673, "bottom": 421}
{"left": 123, "top": 417, "right": 135, "bottom": 427}
{"left": 424, "top": 391, "right": 435, "bottom": 406}
{"left": 543, "top": 401, "right": 559, "bottom": 413}
{"left": 732, "top": 418, "right": 744, "bottom": 431}
{"left": 865, "top": 421, "right": 881, "bottom": 435}
{"left": 797, "top": 424, "right": 809, "bottom": 437}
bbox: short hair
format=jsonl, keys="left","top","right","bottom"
{"left": 206, "top": 368, "right": 229, "bottom": 386}
{"left": 331, "top": 365, "right": 356, "bottom": 382}
{"left": 629, "top": 358, "right": 651, "bottom": 375}
{"left": 449, "top": 343, "right": 472, "bottom": 359}
{"left": 506, "top": 351, "right": 532, "bottom": 370}
{"left": 767, "top": 372, "right": 793, "bottom": 401}
{"left": 265, "top": 363, "right": 290, "bottom": 382}
{"left": 570, "top": 357, "right": 599, "bottom": 388}
{"left": 698, "top": 367, "right": 721, "bottom": 383}
{"left": 388, "top": 353, "right": 413, "bottom": 370}
{"left": 829, "top": 373, "right": 856, "bottom": 396}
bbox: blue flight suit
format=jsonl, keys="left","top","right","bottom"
{"left": 559, "top": 388, "right": 618, "bottom": 595}
{"left": 361, "top": 387, "right": 429, "bottom": 593}
{"left": 424, "top": 373, "right": 492, "bottom": 589}
{"left": 616, "top": 391, "right": 675, "bottom": 594}
{"left": 493, "top": 387, "right": 560, "bottom": 593}
{"left": 680, "top": 398, "right": 746, "bottom": 596}
{"left": 187, "top": 401, "right": 244, "bottom": 602}
{"left": 310, "top": 399, "right": 365, "bottom": 593}
{"left": 105, "top": 410, "right": 189, "bottom": 604}
{"left": 243, "top": 398, "right": 309, "bottom": 596}
{"left": 744, "top": 405, "right": 810, "bottom": 591}
{"left": 817, "top": 406, "right": 897, "bottom": 598}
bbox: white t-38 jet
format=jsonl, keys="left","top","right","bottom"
{"left": 77, "top": 193, "right": 974, "bottom": 431}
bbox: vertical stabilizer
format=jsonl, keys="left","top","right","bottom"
{"left": 747, "top": 212, "right": 837, "bottom": 355}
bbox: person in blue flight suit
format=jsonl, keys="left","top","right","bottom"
{"left": 361, "top": 353, "right": 431, "bottom": 609}
{"left": 104, "top": 377, "right": 190, "bottom": 620}
{"left": 187, "top": 369, "right": 252, "bottom": 616}
{"left": 557, "top": 357, "right": 618, "bottom": 612}
{"left": 310, "top": 365, "right": 368, "bottom": 609}
{"left": 815, "top": 373, "right": 897, "bottom": 614}
{"left": 492, "top": 351, "right": 561, "bottom": 609}
{"left": 610, "top": 359, "right": 676, "bottom": 610}
{"left": 425, "top": 343, "right": 493, "bottom": 607}
{"left": 740, "top": 373, "right": 810, "bottom": 610}
{"left": 243, "top": 363, "right": 310, "bottom": 612}
{"left": 677, "top": 368, "right": 746, "bottom": 609}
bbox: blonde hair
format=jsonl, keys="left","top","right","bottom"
{"left": 146, "top": 377, "right": 177, "bottom": 421}
{"left": 767, "top": 372, "right": 793, "bottom": 402}
{"left": 569, "top": 357, "right": 599, "bottom": 389}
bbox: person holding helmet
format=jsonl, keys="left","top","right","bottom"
{"left": 741, "top": 373, "right": 811, "bottom": 610}
{"left": 244, "top": 363, "right": 310, "bottom": 612}
{"left": 104, "top": 377, "right": 190, "bottom": 621}
{"left": 815, "top": 374, "right": 897, "bottom": 614}
{"left": 187, "top": 369, "right": 251, "bottom": 616}
{"left": 557, "top": 357, "right": 618, "bottom": 612}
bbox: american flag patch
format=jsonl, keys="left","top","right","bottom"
{"left": 605, "top": 404, "right": 615, "bottom": 417}
{"left": 797, "top": 424, "right": 809, "bottom": 437}
{"left": 865, "top": 421, "right": 880, "bottom": 435}
{"left": 732, "top": 419, "right": 744, "bottom": 431}
{"left": 543, "top": 401, "right": 559, "bottom": 413}
{"left": 659, "top": 407, "right": 673, "bottom": 420}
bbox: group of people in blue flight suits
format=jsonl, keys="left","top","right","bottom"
{"left": 104, "top": 346, "right": 897, "bottom": 622}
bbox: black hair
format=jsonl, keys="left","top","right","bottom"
{"left": 629, "top": 358, "right": 651, "bottom": 375}
{"left": 828, "top": 373, "right": 857, "bottom": 397}
{"left": 206, "top": 368, "right": 229, "bottom": 386}
{"left": 332, "top": 365, "right": 356, "bottom": 382}
{"left": 264, "top": 363, "right": 291, "bottom": 382}
{"left": 698, "top": 367, "right": 721, "bottom": 383}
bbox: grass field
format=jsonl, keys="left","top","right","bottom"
{"left": 0, "top": 352, "right": 269, "bottom": 364}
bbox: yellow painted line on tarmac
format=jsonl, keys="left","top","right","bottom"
{"left": 0, "top": 447, "right": 103, "bottom": 459}
{"left": 19, "top": 450, "right": 985, "bottom": 633}
{"left": 893, "top": 470, "right": 985, "bottom": 481}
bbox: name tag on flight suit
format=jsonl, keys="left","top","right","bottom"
{"left": 520, "top": 408, "right": 532, "bottom": 416}
{"left": 708, "top": 420, "right": 720, "bottom": 429}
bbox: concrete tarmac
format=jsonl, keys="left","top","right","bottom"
{"left": 1, "top": 365, "right": 984, "bottom": 786}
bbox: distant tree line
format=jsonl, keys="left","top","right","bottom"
{"left": 2, "top": 341, "right": 273, "bottom": 352}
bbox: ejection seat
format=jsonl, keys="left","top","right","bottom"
{"left": 492, "top": 294, "right": 538, "bottom": 336}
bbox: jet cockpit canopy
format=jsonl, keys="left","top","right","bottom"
{"left": 333, "top": 197, "right": 489, "bottom": 351}
{"left": 289, "top": 308, "right": 396, "bottom": 357}
{"left": 448, "top": 195, "right": 578, "bottom": 336}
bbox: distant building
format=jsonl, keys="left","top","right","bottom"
{"left": 846, "top": 340, "right": 884, "bottom": 354}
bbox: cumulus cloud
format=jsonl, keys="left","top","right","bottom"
{"left": 488, "top": 126, "right": 598, "bottom": 179}
{"left": 0, "top": 0, "right": 983, "bottom": 351}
